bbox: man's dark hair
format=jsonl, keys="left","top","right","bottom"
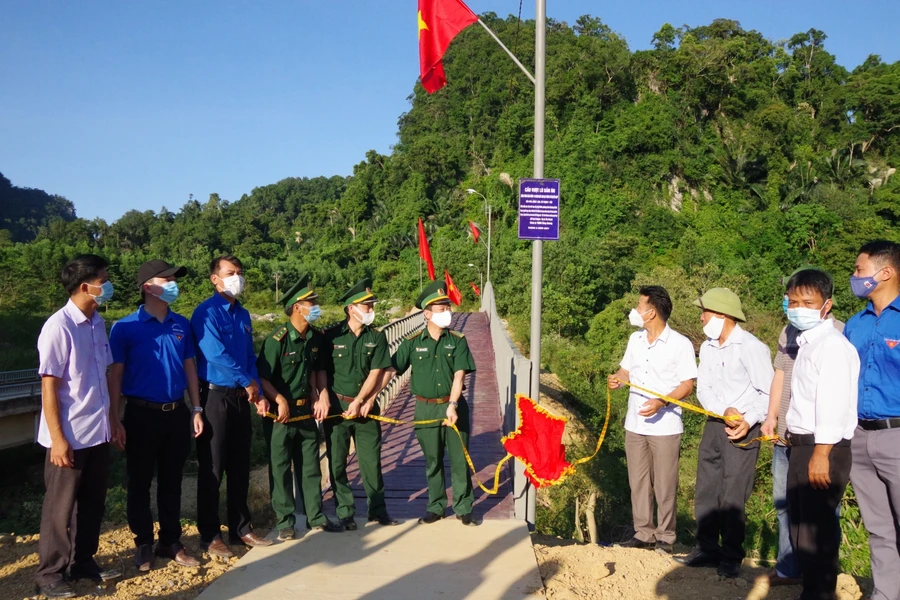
{"left": 859, "top": 240, "right": 900, "bottom": 272}
{"left": 284, "top": 303, "right": 295, "bottom": 317}
{"left": 639, "top": 285, "right": 673, "bottom": 322}
{"left": 209, "top": 254, "right": 243, "bottom": 276}
{"left": 61, "top": 254, "right": 109, "bottom": 296}
{"left": 786, "top": 268, "right": 833, "bottom": 301}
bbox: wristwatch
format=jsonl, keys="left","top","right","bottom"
{"left": 448, "top": 400, "right": 459, "bottom": 407}
{"left": 192, "top": 406, "right": 204, "bottom": 414}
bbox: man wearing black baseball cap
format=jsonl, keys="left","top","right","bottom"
{"left": 109, "top": 259, "right": 204, "bottom": 571}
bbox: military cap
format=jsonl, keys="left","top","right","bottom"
{"left": 279, "top": 274, "right": 318, "bottom": 307}
{"left": 339, "top": 278, "right": 377, "bottom": 307}
{"left": 693, "top": 287, "right": 746, "bottom": 322}
{"left": 416, "top": 279, "right": 451, "bottom": 310}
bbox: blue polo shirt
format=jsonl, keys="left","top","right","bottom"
{"left": 110, "top": 306, "right": 195, "bottom": 404}
{"left": 845, "top": 294, "right": 900, "bottom": 419}
{"left": 191, "top": 294, "right": 259, "bottom": 388}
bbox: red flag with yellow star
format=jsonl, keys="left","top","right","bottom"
{"left": 418, "top": 0, "right": 478, "bottom": 93}
{"left": 444, "top": 269, "right": 462, "bottom": 305}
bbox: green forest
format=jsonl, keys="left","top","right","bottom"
{"left": 2, "top": 14, "right": 898, "bottom": 571}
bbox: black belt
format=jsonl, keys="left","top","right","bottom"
{"left": 859, "top": 418, "right": 900, "bottom": 431}
{"left": 786, "top": 431, "right": 851, "bottom": 447}
{"left": 126, "top": 396, "right": 183, "bottom": 412}
{"left": 204, "top": 382, "right": 248, "bottom": 398}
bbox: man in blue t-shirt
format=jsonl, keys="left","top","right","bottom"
{"left": 190, "top": 255, "right": 271, "bottom": 558}
{"left": 844, "top": 240, "right": 900, "bottom": 600}
{"left": 109, "top": 260, "right": 203, "bottom": 572}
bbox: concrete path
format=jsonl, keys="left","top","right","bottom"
{"left": 198, "top": 519, "right": 543, "bottom": 600}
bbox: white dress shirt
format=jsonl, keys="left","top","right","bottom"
{"left": 621, "top": 325, "right": 698, "bottom": 436}
{"left": 37, "top": 300, "right": 112, "bottom": 450}
{"left": 786, "top": 319, "right": 859, "bottom": 443}
{"left": 697, "top": 324, "right": 773, "bottom": 428}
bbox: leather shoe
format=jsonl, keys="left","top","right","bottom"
{"left": 68, "top": 558, "right": 122, "bottom": 582}
{"left": 35, "top": 581, "right": 76, "bottom": 599}
{"left": 767, "top": 571, "right": 802, "bottom": 586}
{"left": 155, "top": 542, "right": 200, "bottom": 567}
{"left": 368, "top": 514, "right": 401, "bottom": 526}
{"left": 616, "top": 537, "right": 654, "bottom": 549}
{"left": 418, "top": 512, "right": 444, "bottom": 525}
{"left": 134, "top": 543, "right": 155, "bottom": 571}
{"left": 717, "top": 560, "right": 741, "bottom": 578}
{"left": 674, "top": 549, "right": 720, "bottom": 568}
{"left": 239, "top": 531, "right": 274, "bottom": 547}
{"left": 655, "top": 541, "right": 673, "bottom": 555}
{"left": 317, "top": 520, "right": 345, "bottom": 533}
{"left": 339, "top": 517, "right": 358, "bottom": 531}
{"left": 201, "top": 536, "right": 234, "bottom": 559}
{"left": 457, "top": 513, "right": 477, "bottom": 527}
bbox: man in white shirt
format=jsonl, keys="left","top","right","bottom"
{"left": 608, "top": 286, "right": 698, "bottom": 554}
{"left": 676, "top": 288, "right": 773, "bottom": 578}
{"left": 784, "top": 269, "right": 858, "bottom": 600}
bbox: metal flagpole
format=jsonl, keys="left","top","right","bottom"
{"left": 526, "top": 0, "right": 547, "bottom": 529}
{"left": 487, "top": 204, "right": 492, "bottom": 284}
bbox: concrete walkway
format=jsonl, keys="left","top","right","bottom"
{"left": 198, "top": 519, "right": 543, "bottom": 600}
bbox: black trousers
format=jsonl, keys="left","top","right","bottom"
{"left": 788, "top": 440, "right": 851, "bottom": 600}
{"left": 694, "top": 419, "right": 760, "bottom": 561}
{"left": 124, "top": 400, "right": 191, "bottom": 547}
{"left": 196, "top": 385, "right": 253, "bottom": 543}
{"left": 35, "top": 443, "right": 110, "bottom": 586}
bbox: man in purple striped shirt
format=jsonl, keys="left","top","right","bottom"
{"left": 34, "top": 255, "right": 125, "bottom": 599}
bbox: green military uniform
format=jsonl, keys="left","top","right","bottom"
{"left": 256, "top": 277, "right": 328, "bottom": 531}
{"left": 323, "top": 278, "right": 393, "bottom": 521}
{"left": 392, "top": 280, "right": 476, "bottom": 517}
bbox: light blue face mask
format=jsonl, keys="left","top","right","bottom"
{"left": 782, "top": 295, "right": 789, "bottom": 315}
{"left": 786, "top": 306, "right": 825, "bottom": 331}
{"left": 88, "top": 280, "right": 114, "bottom": 305}
{"left": 157, "top": 281, "right": 180, "bottom": 304}
{"left": 304, "top": 305, "right": 322, "bottom": 323}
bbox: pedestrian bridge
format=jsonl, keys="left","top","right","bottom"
{"left": 198, "top": 284, "right": 544, "bottom": 599}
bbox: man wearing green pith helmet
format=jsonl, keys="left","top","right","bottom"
{"left": 322, "top": 278, "right": 399, "bottom": 529}
{"left": 386, "top": 279, "right": 477, "bottom": 526}
{"left": 256, "top": 275, "right": 343, "bottom": 539}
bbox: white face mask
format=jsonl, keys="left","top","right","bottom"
{"left": 353, "top": 305, "right": 375, "bottom": 326}
{"left": 429, "top": 310, "right": 452, "bottom": 329}
{"left": 219, "top": 274, "right": 245, "bottom": 298}
{"left": 628, "top": 308, "right": 651, "bottom": 328}
{"left": 703, "top": 315, "right": 726, "bottom": 340}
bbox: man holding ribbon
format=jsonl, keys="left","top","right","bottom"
{"left": 323, "top": 278, "right": 399, "bottom": 530}
{"left": 676, "top": 288, "right": 773, "bottom": 578}
{"left": 257, "top": 276, "right": 343, "bottom": 539}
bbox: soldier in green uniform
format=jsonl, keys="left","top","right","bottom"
{"left": 389, "top": 279, "right": 477, "bottom": 526}
{"left": 323, "top": 278, "right": 400, "bottom": 529}
{"left": 256, "top": 276, "right": 343, "bottom": 539}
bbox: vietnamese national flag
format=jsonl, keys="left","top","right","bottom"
{"left": 469, "top": 282, "right": 481, "bottom": 297}
{"left": 468, "top": 220, "right": 480, "bottom": 244}
{"left": 445, "top": 269, "right": 462, "bottom": 305}
{"left": 418, "top": 0, "right": 478, "bottom": 93}
{"left": 418, "top": 218, "right": 436, "bottom": 280}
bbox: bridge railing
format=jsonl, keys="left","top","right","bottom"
{"left": 376, "top": 310, "right": 425, "bottom": 413}
{"left": 479, "top": 282, "right": 536, "bottom": 525}
{"left": 0, "top": 368, "right": 39, "bottom": 385}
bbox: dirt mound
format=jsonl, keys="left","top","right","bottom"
{"left": 533, "top": 534, "right": 866, "bottom": 600}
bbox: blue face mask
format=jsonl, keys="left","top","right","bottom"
{"left": 850, "top": 275, "right": 879, "bottom": 298}
{"left": 786, "top": 306, "right": 825, "bottom": 331}
{"left": 304, "top": 305, "right": 322, "bottom": 323}
{"left": 157, "top": 281, "right": 180, "bottom": 304}
{"left": 88, "top": 280, "right": 114, "bottom": 305}
{"left": 782, "top": 295, "right": 789, "bottom": 315}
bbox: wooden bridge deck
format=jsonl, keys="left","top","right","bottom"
{"left": 322, "top": 311, "right": 514, "bottom": 520}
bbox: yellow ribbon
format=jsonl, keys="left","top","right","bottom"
{"left": 612, "top": 378, "right": 784, "bottom": 447}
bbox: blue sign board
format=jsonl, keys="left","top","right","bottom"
{"left": 518, "top": 178, "right": 560, "bottom": 240}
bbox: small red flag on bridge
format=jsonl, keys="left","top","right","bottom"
{"left": 469, "top": 282, "right": 481, "bottom": 297}
{"left": 468, "top": 220, "right": 480, "bottom": 244}
{"left": 418, "top": 218, "right": 435, "bottom": 281}
{"left": 445, "top": 269, "right": 462, "bottom": 305}
{"left": 418, "top": 0, "right": 478, "bottom": 93}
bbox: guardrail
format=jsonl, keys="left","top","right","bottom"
{"left": 0, "top": 369, "right": 39, "bottom": 384}
{"left": 0, "top": 381, "right": 41, "bottom": 402}
{"left": 480, "top": 282, "right": 536, "bottom": 525}
{"left": 376, "top": 310, "right": 426, "bottom": 413}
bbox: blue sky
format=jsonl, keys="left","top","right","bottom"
{"left": 1, "top": 0, "right": 897, "bottom": 223}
